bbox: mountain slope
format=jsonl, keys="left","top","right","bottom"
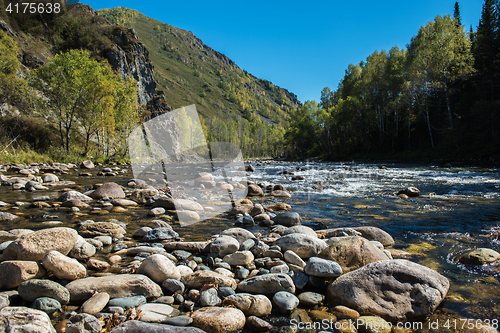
{"left": 97, "top": 7, "right": 301, "bottom": 128}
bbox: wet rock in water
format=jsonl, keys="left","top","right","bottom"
{"left": 18, "top": 279, "right": 70, "bottom": 304}
{"left": 356, "top": 316, "right": 392, "bottom": 333}
{"left": 62, "top": 199, "right": 90, "bottom": 208}
{"left": 143, "top": 227, "right": 179, "bottom": 241}
{"left": 163, "top": 241, "right": 208, "bottom": 253}
{"left": 181, "top": 270, "right": 237, "bottom": 290}
{"left": 0, "top": 212, "right": 20, "bottom": 221}
{"left": 327, "top": 259, "right": 449, "bottom": 321}
{"left": 162, "top": 279, "right": 185, "bottom": 294}
{"left": 110, "top": 320, "right": 205, "bottom": 333}
{"left": 130, "top": 188, "right": 160, "bottom": 204}
{"left": 272, "top": 212, "right": 302, "bottom": 227}
{"left": 254, "top": 213, "right": 271, "bottom": 222}
{"left": 303, "top": 256, "right": 342, "bottom": 278}
{"left": 352, "top": 226, "right": 395, "bottom": 247}
{"left": 111, "top": 199, "right": 138, "bottom": 207}
{"left": 42, "top": 250, "right": 87, "bottom": 281}
{"left": 146, "top": 220, "right": 171, "bottom": 229}
{"left": 247, "top": 184, "right": 264, "bottom": 196}
{"left": 282, "top": 225, "right": 318, "bottom": 238}
{"left": 397, "top": 186, "right": 420, "bottom": 198}
{"left": 65, "top": 274, "right": 162, "bottom": 302}
{"left": 176, "top": 210, "right": 200, "bottom": 222}
{"left": 137, "top": 303, "right": 180, "bottom": 323}
{"left": 274, "top": 233, "right": 327, "bottom": 259}
{"left": 152, "top": 197, "right": 203, "bottom": 212}
{"left": 245, "top": 164, "right": 255, "bottom": 172}
{"left": 65, "top": 313, "right": 102, "bottom": 333}
{"left": 229, "top": 204, "right": 252, "bottom": 215}
{"left": 81, "top": 160, "right": 95, "bottom": 169}
{"left": 2, "top": 227, "right": 78, "bottom": 261}
{"left": 108, "top": 295, "right": 147, "bottom": 310}
{"left": 42, "top": 173, "right": 59, "bottom": 183}
{"left": 250, "top": 204, "right": 265, "bottom": 216}
{"left": 331, "top": 305, "right": 360, "bottom": 320}
{"left": 246, "top": 316, "right": 273, "bottom": 332}
{"left": 32, "top": 297, "right": 61, "bottom": 315}
{"left": 223, "top": 251, "right": 254, "bottom": 266}
{"left": 58, "top": 191, "right": 93, "bottom": 202}
{"left": 225, "top": 293, "right": 272, "bottom": 317}
{"left": 0, "top": 260, "right": 46, "bottom": 289}
{"left": 191, "top": 307, "right": 246, "bottom": 333}
{"left": 133, "top": 227, "right": 153, "bottom": 239}
{"left": 78, "top": 222, "right": 126, "bottom": 238}
{"left": 210, "top": 235, "right": 239, "bottom": 257}
{"left": 237, "top": 273, "right": 295, "bottom": 294}
{"left": 0, "top": 306, "right": 56, "bottom": 333}
{"left": 268, "top": 203, "right": 292, "bottom": 211}
{"left": 148, "top": 207, "right": 166, "bottom": 216}
{"left": 199, "top": 287, "right": 220, "bottom": 307}
{"left": 298, "top": 293, "right": 324, "bottom": 309}
{"left": 221, "top": 228, "right": 255, "bottom": 244}
{"left": 273, "top": 291, "right": 299, "bottom": 313}
{"left": 270, "top": 190, "right": 292, "bottom": 197}
{"left": 80, "top": 292, "right": 110, "bottom": 315}
{"left": 137, "top": 253, "right": 181, "bottom": 283}
{"left": 89, "top": 182, "right": 125, "bottom": 200}
{"left": 318, "top": 236, "right": 389, "bottom": 273}
{"left": 459, "top": 248, "right": 500, "bottom": 265}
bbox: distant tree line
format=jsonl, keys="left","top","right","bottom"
{"left": 285, "top": 1, "right": 500, "bottom": 160}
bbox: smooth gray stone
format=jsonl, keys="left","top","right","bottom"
{"left": 292, "top": 270, "right": 308, "bottom": 289}
{"left": 143, "top": 228, "right": 179, "bottom": 242}
{"left": 240, "top": 239, "right": 255, "bottom": 251}
{"left": 18, "top": 279, "right": 70, "bottom": 304}
{"left": 218, "top": 287, "right": 236, "bottom": 298}
{"left": 272, "top": 212, "right": 302, "bottom": 227}
{"left": 236, "top": 268, "right": 250, "bottom": 279}
{"left": 107, "top": 306, "right": 124, "bottom": 314}
{"left": 199, "top": 288, "right": 220, "bottom": 307}
{"left": 162, "top": 279, "right": 185, "bottom": 295}
{"left": 163, "top": 315, "right": 194, "bottom": 326}
{"left": 32, "top": 297, "right": 61, "bottom": 315}
{"left": 298, "top": 292, "right": 325, "bottom": 307}
{"left": 110, "top": 320, "right": 205, "bottom": 333}
{"left": 66, "top": 313, "right": 102, "bottom": 333}
{"left": 108, "top": 295, "right": 147, "bottom": 310}
{"left": 153, "top": 296, "right": 175, "bottom": 305}
{"left": 273, "top": 291, "right": 299, "bottom": 313}
{"left": 304, "top": 257, "right": 342, "bottom": 278}
{"left": 172, "top": 250, "right": 192, "bottom": 261}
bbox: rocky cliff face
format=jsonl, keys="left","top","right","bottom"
{"left": 105, "top": 27, "right": 158, "bottom": 107}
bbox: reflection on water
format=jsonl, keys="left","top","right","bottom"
{"left": 1, "top": 161, "right": 499, "bottom": 331}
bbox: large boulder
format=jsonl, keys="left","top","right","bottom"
{"left": 181, "top": 270, "right": 237, "bottom": 290}
{"left": 0, "top": 307, "right": 56, "bottom": 333}
{"left": 89, "top": 182, "right": 125, "bottom": 199}
{"left": 274, "top": 233, "right": 327, "bottom": 259}
{"left": 129, "top": 188, "right": 160, "bottom": 204}
{"left": 136, "top": 254, "right": 181, "bottom": 284}
{"left": 318, "top": 236, "right": 389, "bottom": 273}
{"left": 326, "top": 259, "right": 450, "bottom": 321}
{"left": 2, "top": 227, "right": 79, "bottom": 261}
{"left": 65, "top": 274, "right": 162, "bottom": 302}
{"left": 191, "top": 307, "right": 246, "bottom": 333}
{"left": 237, "top": 273, "right": 295, "bottom": 294}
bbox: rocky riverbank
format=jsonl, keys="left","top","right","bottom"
{"left": 0, "top": 162, "right": 499, "bottom": 333}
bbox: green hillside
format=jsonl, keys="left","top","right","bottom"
{"left": 97, "top": 7, "right": 301, "bottom": 156}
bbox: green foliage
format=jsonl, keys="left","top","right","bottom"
{"left": 0, "top": 31, "right": 29, "bottom": 107}
{"left": 31, "top": 49, "right": 138, "bottom": 155}
{"left": 286, "top": 7, "right": 494, "bottom": 160}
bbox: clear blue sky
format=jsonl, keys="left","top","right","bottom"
{"left": 82, "top": 0, "right": 483, "bottom": 103}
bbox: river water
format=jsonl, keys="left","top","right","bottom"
{"left": 1, "top": 161, "right": 499, "bottom": 331}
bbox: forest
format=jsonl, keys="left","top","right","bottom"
{"left": 285, "top": 1, "right": 500, "bottom": 161}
